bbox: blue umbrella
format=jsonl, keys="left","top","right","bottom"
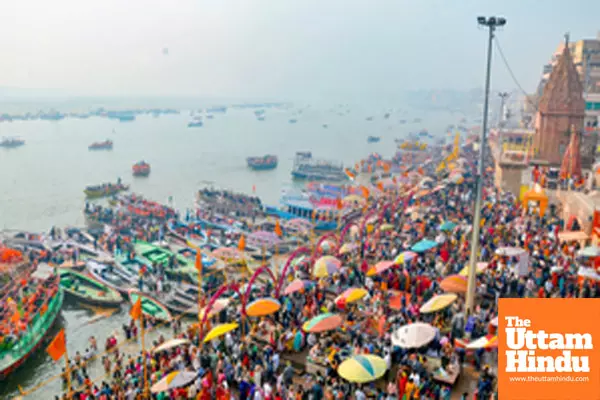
{"left": 439, "top": 221, "right": 457, "bottom": 232}
{"left": 411, "top": 239, "right": 439, "bottom": 253}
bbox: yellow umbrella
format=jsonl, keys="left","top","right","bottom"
{"left": 337, "top": 355, "right": 387, "bottom": 383}
{"left": 458, "top": 262, "right": 488, "bottom": 277}
{"left": 335, "top": 287, "right": 368, "bottom": 306}
{"left": 419, "top": 294, "right": 457, "bottom": 314}
{"left": 203, "top": 323, "right": 239, "bottom": 342}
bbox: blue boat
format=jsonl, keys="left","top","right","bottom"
{"left": 247, "top": 155, "right": 278, "bottom": 170}
{"left": 265, "top": 192, "right": 340, "bottom": 231}
{"left": 367, "top": 136, "right": 381, "bottom": 143}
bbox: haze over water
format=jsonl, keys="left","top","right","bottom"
{"left": 0, "top": 102, "right": 458, "bottom": 231}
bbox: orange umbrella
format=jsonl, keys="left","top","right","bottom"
{"left": 440, "top": 274, "right": 468, "bottom": 293}
{"left": 246, "top": 298, "right": 281, "bottom": 317}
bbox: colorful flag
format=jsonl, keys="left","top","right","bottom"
{"left": 47, "top": 329, "right": 66, "bottom": 362}
{"left": 344, "top": 168, "right": 356, "bottom": 181}
{"left": 130, "top": 298, "right": 142, "bottom": 320}
{"left": 238, "top": 235, "right": 246, "bottom": 251}
{"left": 274, "top": 220, "right": 283, "bottom": 237}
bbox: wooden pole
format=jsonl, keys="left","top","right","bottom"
{"left": 141, "top": 312, "right": 149, "bottom": 398}
{"left": 64, "top": 347, "right": 72, "bottom": 399}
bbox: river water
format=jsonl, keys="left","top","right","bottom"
{"left": 0, "top": 102, "right": 460, "bottom": 398}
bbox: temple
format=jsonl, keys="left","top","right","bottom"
{"left": 533, "top": 35, "right": 587, "bottom": 166}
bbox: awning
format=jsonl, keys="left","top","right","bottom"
{"left": 558, "top": 231, "right": 589, "bottom": 242}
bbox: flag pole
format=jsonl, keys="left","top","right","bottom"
{"left": 141, "top": 311, "right": 149, "bottom": 398}
{"left": 64, "top": 347, "right": 72, "bottom": 399}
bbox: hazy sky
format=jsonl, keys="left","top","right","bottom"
{"left": 1, "top": 0, "right": 599, "bottom": 99}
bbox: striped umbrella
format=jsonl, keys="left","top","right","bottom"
{"left": 339, "top": 243, "right": 358, "bottom": 255}
{"left": 203, "top": 323, "right": 239, "bottom": 342}
{"left": 394, "top": 251, "right": 417, "bottom": 264}
{"left": 367, "top": 260, "right": 395, "bottom": 277}
{"left": 335, "top": 287, "right": 368, "bottom": 307}
{"left": 337, "top": 355, "right": 387, "bottom": 383}
{"left": 466, "top": 334, "right": 498, "bottom": 349}
{"left": 151, "top": 371, "right": 197, "bottom": 393}
{"left": 458, "top": 262, "right": 488, "bottom": 277}
{"left": 440, "top": 274, "right": 468, "bottom": 293}
{"left": 283, "top": 279, "right": 314, "bottom": 295}
{"left": 313, "top": 255, "right": 341, "bottom": 278}
{"left": 419, "top": 294, "right": 457, "bottom": 314}
{"left": 302, "top": 313, "right": 343, "bottom": 333}
{"left": 246, "top": 297, "right": 281, "bottom": 317}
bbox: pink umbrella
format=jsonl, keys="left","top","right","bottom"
{"left": 367, "top": 261, "right": 395, "bottom": 277}
{"left": 283, "top": 279, "right": 314, "bottom": 295}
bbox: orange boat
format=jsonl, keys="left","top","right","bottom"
{"left": 132, "top": 161, "right": 151, "bottom": 177}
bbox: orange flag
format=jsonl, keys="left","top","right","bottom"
{"left": 418, "top": 167, "right": 424, "bottom": 175}
{"left": 344, "top": 168, "right": 356, "bottom": 180}
{"left": 130, "top": 297, "right": 142, "bottom": 320}
{"left": 195, "top": 251, "right": 203, "bottom": 273}
{"left": 10, "top": 311, "right": 20, "bottom": 324}
{"left": 311, "top": 210, "right": 317, "bottom": 220}
{"left": 47, "top": 329, "right": 66, "bottom": 361}
{"left": 383, "top": 163, "right": 390, "bottom": 173}
{"left": 336, "top": 198, "right": 343, "bottom": 210}
{"left": 360, "top": 186, "right": 370, "bottom": 198}
{"left": 238, "top": 235, "right": 246, "bottom": 251}
{"left": 274, "top": 220, "right": 283, "bottom": 237}
{"left": 377, "top": 182, "right": 384, "bottom": 191}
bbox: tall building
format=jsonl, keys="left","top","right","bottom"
{"left": 533, "top": 34, "right": 600, "bottom": 130}
{"left": 533, "top": 38, "right": 586, "bottom": 165}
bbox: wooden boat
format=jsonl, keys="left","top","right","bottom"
{"left": 86, "top": 260, "right": 136, "bottom": 295}
{"left": 115, "top": 254, "right": 153, "bottom": 275}
{"left": 247, "top": 155, "right": 278, "bottom": 170}
{"left": 160, "top": 293, "right": 197, "bottom": 317}
{"left": 59, "top": 269, "right": 123, "bottom": 307}
{"left": 0, "top": 137, "right": 25, "bottom": 148}
{"left": 128, "top": 290, "right": 172, "bottom": 322}
{"left": 88, "top": 140, "right": 113, "bottom": 150}
{"left": 132, "top": 161, "right": 151, "bottom": 177}
{"left": 58, "top": 260, "right": 86, "bottom": 271}
{"left": 84, "top": 183, "right": 129, "bottom": 199}
{"left": 0, "top": 265, "right": 64, "bottom": 379}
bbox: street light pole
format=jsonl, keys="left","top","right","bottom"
{"left": 465, "top": 16, "right": 506, "bottom": 316}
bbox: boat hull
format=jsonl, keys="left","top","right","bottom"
{"left": 84, "top": 185, "right": 129, "bottom": 199}
{"left": 60, "top": 269, "right": 123, "bottom": 307}
{"left": 0, "top": 290, "right": 64, "bottom": 379}
{"left": 128, "top": 290, "right": 172, "bottom": 322}
{"left": 248, "top": 163, "right": 277, "bottom": 170}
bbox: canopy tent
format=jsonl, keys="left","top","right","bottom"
{"left": 558, "top": 230, "right": 589, "bottom": 242}
{"left": 522, "top": 186, "right": 548, "bottom": 216}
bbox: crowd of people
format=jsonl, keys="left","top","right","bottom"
{"left": 9, "top": 140, "right": 600, "bottom": 400}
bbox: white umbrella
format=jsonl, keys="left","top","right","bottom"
{"left": 495, "top": 247, "right": 525, "bottom": 257}
{"left": 151, "top": 371, "right": 197, "bottom": 393}
{"left": 391, "top": 322, "right": 437, "bottom": 349}
{"left": 490, "top": 316, "right": 498, "bottom": 327}
{"left": 152, "top": 338, "right": 191, "bottom": 353}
